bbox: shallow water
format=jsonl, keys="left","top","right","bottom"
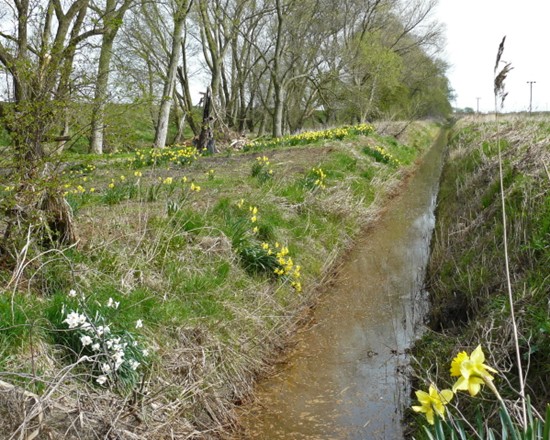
{"left": 239, "top": 131, "right": 448, "bottom": 439}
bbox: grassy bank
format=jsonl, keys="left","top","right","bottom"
{"left": 410, "top": 116, "right": 550, "bottom": 437}
{"left": 0, "top": 123, "right": 437, "bottom": 439}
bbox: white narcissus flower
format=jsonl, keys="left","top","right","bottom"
{"left": 68, "top": 289, "right": 77, "bottom": 297}
{"left": 129, "top": 360, "right": 140, "bottom": 371}
{"left": 96, "top": 375, "right": 108, "bottom": 385}
{"left": 91, "top": 343, "right": 100, "bottom": 351}
{"left": 135, "top": 320, "right": 143, "bottom": 329}
{"left": 96, "top": 325, "right": 110, "bottom": 336}
{"left": 106, "top": 298, "right": 120, "bottom": 309}
{"left": 64, "top": 312, "right": 82, "bottom": 329}
{"left": 80, "top": 335, "right": 93, "bottom": 346}
{"left": 77, "top": 314, "right": 87, "bottom": 326}
{"left": 114, "top": 354, "right": 124, "bottom": 370}
{"left": 112, "top": 350, "right": 124, "bottom": 363}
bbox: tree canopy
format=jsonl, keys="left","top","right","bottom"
{"left": 0, "top": 0, "right": 452, "bottom": 151}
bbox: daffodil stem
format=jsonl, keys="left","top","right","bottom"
{"left": 484, "top": 377, "right": 503, "bottom": 403}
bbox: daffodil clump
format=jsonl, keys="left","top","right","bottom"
{"left": 57, "top": 289, "right": 149, "bottom": 390}
{"left": 304, "top": 167, "right": 327, "bottom": 190}
{"left": 312, "top": 167, "right": 326, "bottom": 189}
{"left": 61, "top": 164, "right": 98, "bottom": 196}
{"left": 233, "top": 201, "right": 302, "bottom": 292}
{"left": 244, "top": 124, "right": 374, "bottom": 151}
{"left": 450, "top": 345, "right": 498, "bottom": 397}
{"left": 102, "top": 174, "right": 138, "bottom": 204}
{"left": 412, "top": 345, "right": 550, "bottom": 438}
{"left": 363, "top": 145, "right": 400, "bottom": 166}
{"left": 413, "top": 345, "right": 498, "bottom": 426}
{"left": 146, "top": 175, "right": 200, "bottom": 202}
{"left": 249, "top": 205, "right": 258, "bottom": 225}
{"left": 129, "top": 145, "right": 198, "bottom": 168}
{"left": 268, "top": 241, "right": 302, "bottom": 292}
{"left": 412, "top": 384, "right": 454, "bottom": 425}
{"left": 251, "top": 155, "right": 274, "bottom": 183}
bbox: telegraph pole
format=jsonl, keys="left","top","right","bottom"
{"left": 527, "top": 81, "right": 536, "bottom": 116}
{"left": 476, "top": 97, "right": 481, "bottom": 114}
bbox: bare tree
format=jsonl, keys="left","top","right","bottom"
{"left": 153, "top": 0, "right": 194, "bottom": 149}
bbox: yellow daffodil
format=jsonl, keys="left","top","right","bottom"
{"left": 451, "top": 345, "right": 498, "bottom": 396}
{"left": 412, "top": 384, "right": 454, "bottom": 425}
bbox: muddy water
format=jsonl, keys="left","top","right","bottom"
{"left": 238, "top": 131, "right": 448, "bottom": 440}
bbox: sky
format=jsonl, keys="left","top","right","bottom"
{"left": 435, "top": 0, "right": 550, "bottom": 113}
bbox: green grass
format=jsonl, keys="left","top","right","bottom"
{"left": 0, "top": 125, "right": 10, "bottom": 147}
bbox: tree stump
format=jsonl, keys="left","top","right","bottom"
{"left": 197, "top": 87, "right": 217, "bottom": 154}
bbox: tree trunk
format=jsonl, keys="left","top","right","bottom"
{"left": 90, "top": 33, "right": 116, "bottom": 154}
{"left": 273, "top": 84, "right": 284, "bottom": 138}
{"left": 197, "top": 87, "right": 217, "bottom": 153}
{"left": 172, "top": 92, "right": 186, "bottom": 144}
{"left": 153, "top": 1, "right": 189, "bottom": 149}
{"left": 257, "top": 111, "right": 267, "bottom": 137}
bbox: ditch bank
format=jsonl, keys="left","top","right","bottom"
{"left": 409, "top": 116, "right": 550, "bottom": 436}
